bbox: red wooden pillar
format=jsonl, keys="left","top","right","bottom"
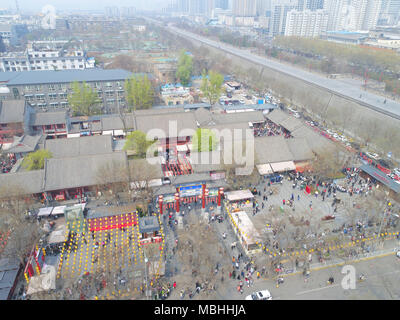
{"left": 28, "top": 263, "right": 34, "bottom": 277}
{"left": 218, "top": 187, "right": 224, "bottom": 207}
{"left": 158, "top": 195, "right": 164, "bottom": 215}
{"left": 175, "top": 193, "right": 180, "bottom": 213}
{"left": 203, "top": 188, "right": 209, "bottom": 210}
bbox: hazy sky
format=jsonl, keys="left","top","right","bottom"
{"left": 1, "top": 0, "right": 171, "bottom": 12}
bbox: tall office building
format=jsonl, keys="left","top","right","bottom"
{"left": 233, "top": 0, "right": 257, "bottom": 16}
{"left": 269, "top": 0, "right": 298, "bottom": 36}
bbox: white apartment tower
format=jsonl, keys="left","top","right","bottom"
{"left": 269, "top": 0, "right": 298, "bottom": 36}
{"left": 233, "top": 0, "right": 257, "bottom": 16}
{"left": 285, "top": 9, "right": 329, "bottom": 37}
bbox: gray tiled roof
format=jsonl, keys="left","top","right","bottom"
{"left": 360, "top": 164, "right": 400, "bottom": 193}
{"left": 0, "top": 170, "right": 45, "bottom": 195}
{"left": 43, "top": 135, "right": 113, "bottom": 158}
{"left": 286, "top": 138, "right": 314, "bottom": 162}
{"left": 0, "top": 257, "right": 20, "bottom": 301}
{"left": 5, "top": 135, "right": 41, "bottom": 154}
{"left": 213, "top": 111, "right": 265, "bottom": 125}
{"left": 30, "top": 110, "right": 67, "bottom": 126}
{"left": 5, "top": 69, "right": 133, "bottom": 86}
{"left": 135, "top": 112, "right": 197, "bottom": 137}
{"left": 0, "top": 100, "right": 26, "bottom": 124}
{"left": 138, "top": 216, "right": 160, "bottom": 234}
{"left": 43, "top": 152, "right": 128, "bottom": 191}
{"left": 254, "top": 136, "right": 294, "bottom": 164}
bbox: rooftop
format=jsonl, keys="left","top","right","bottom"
{"left": 5, "top": 69, "right": 133, "bottom": 86}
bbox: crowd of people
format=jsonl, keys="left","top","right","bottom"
{"left": 1, "top": 154, "right": 16, "bottom": 174}
{"left": 253, "top": 120, "right": 292, "bottom": 139}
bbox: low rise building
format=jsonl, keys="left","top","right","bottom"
{"left": 1, "top": 69, "right": 132, "bottom": 114}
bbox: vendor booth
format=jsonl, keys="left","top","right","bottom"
{"left": 225, "top": 190, "right": 254, "bottom": 211}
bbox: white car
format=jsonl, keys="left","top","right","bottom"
{"left": 366, "top": 152, "right": 380, "bottom": 160}
{"left": 245, "top": 290, "right": 272, "bottom": 300}
{"left": 397, "top": 251, "right": 400, "bottom": 259}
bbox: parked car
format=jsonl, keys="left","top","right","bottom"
{"left": 366, "top": 152, "right": 380, "bottom": 160}
{"left": 245, "top": 290, "right": 272, "bottom": 300}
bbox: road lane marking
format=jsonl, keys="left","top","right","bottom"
{"left": 296, "top": 284, "right": 341, "bottom": 295}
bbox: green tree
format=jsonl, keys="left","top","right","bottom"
{"left": 124, "top": 74, "right": 154, "bottom": 111}
{"left": 23, "top": 149, "right": 52, "bottom": 171}
{"left": 176, "top": 49, "right": 193, "bottom": 86}
{"left": 200, "top": 70, "right": 224, "bottom": 105}
{"left": 68, "top": 81, "right": 101, "bottom": 116}
{"left": 191, "top": 128, "right": 218, "bottom": 152}
{"left": 123, "top": 131, "right": 154, "bottom": 158}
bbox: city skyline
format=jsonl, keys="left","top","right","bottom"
{"left": 0, "top": 0, "right": 171, "bottom": 12}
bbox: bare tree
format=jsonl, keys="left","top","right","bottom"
{"left": 0, "top": 184, "right": 41, "bottom": 265}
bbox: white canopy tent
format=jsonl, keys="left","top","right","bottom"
{"left": 51, "top": 206, "right": 66, "bottom": 216}
{"left": 270, "top": 161, "right": 296, "bottom": 173}
{"left": 176, "top": 144, "right": 188, "bottom": 152}
{"left": 225, "top": 190, "right": 254, "bottom": 202}
{"left": 256, "top": 164, "right": 273, "bottom": 175}
{"left": 48, "top": 224, "right": 67, "bottom": 244}
{"left": 38, "top": 207, "right": 53, "bottom": 217}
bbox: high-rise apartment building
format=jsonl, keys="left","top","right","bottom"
{"left": 298, "top": 0, "right": 325, "bottom": 10}
{"left": 379, "top": 0, "right": 400, "bottom": 25}
{"left": 324, "top": 0, "right": 344, "bottom": 31}
{"left": 285, "top": 9, "right": 329, "bottom": 36}
{"left": 269, "top": 0, "right": 298, "bottom": 36}
{"left": 233, "top": 0, "right": 257, "bottom": 16}
{"left": 215, "top": 0, "right": 229, "bottom": 10}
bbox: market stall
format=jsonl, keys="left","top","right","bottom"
{"left": 225, "top": 190, "right": 254, "bottom": 210}
{"left": 37, "top": 207, "right": 53, "bottom": 218}
{"left": 270, "top": 161, "right": 296, "bottom": 173}
{"left": 256, "top": 164, "right": 273, "bottom": 176}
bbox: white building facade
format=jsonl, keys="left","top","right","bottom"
{"left": 285, "top": 9, "right": 329, "bottom": 37}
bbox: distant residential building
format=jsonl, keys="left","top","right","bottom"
{"left": 339, "top": 0, "right": 382, "bottom": 31}
{"left": 269, "top": 0, "right": 298, "bottom": 36}
{"left": 233, "top": 0, "right": 257, "bottom": 16}
{"left": 121, "top": 7, "right": 136, "bottom": 18}
{"left": 297, "top": 0, "right": 325, "bottom": 11}
{"left": 324, "top": 0, "right": 344, "bottom": 31}
{"left": 378, "top": 0, "right": 400, "bottom": 26}
{"left": 285, "top": 9, "right": 328, "bottom": 37}
{"left": 0, "top": 47, "right": 95, "bottom": 72}
{"left": 215, "top": 0, "right": 229, "bottom": 10}
{"left": 105, "top": 6, "right": 120, "bottom": 18}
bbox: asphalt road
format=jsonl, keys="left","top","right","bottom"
{"left": 223, "top": 253, "right": 400, "bottom": 300}
{"left": 165, "top": 24, "right": 400, "bottom": 120}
